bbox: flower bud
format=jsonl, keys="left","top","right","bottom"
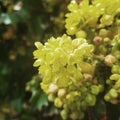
{"left": 110, "top": 74, "right": 120, "bottom": 81}
{"left": 49, "top": 84, "right": 58, "bottom": 93}
{"left": 93, "top": 36, "right": 102, "bottom": 45}
{"left": 54, "top": 98, "right": 63, "bottom": 108}
{"left": 58, "top": 89, "right": 66, "bottom": 98}
{"left": 76, "top": 30, "right": 87, "bottom": 38}
{"left": 90, "top": 85, "right": 100, "bottom": 95}
{"left": 60, "top": 110, "right": 68, "bottom": 120}
{"left": 79, "top": 62, "right": 94, "bottom": 74}
{"left": 70, "top": 112, "right": 79, "bottom": 120}
{"left": 99, "top": 29, "right": 109, "bottom": 38}
{"left": 104, "top": 54, "right": 116, "bottom": 66}
{"left": 104, "top": 94, "right": 110, "bottom": 101}
{"left": 83, "top": 73, "right": 92, "bottom": 82}
{"left": 48, "top": 94, "right": 55, "bottom": 102}
{"left": 85, "top": 94, "right": 96, "bottom": 106}
{"left": 109, "top": 88, "right": 118, "bottom": 98}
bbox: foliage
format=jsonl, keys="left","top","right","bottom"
{"left": 33, "top": 0, "right": 120, "bottom": 120}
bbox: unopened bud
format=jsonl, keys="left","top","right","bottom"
{"left": 48, "top": 94, "right": 55, "bottom": 102}
{"left": 58, "top": 89, "right": 66, "bottom": 98}
{"left": 93, "top": 36, "right": 102, "bottom": 45}
{"left": 49, "top": 84, "right": 58, "bottom": 93}
{"left": 83, "top": 74, "right": 92, "bottom": 82}
{"left": 104, "top": 54, "right": 116, "bottom": 66}
{"left": 54, "top": 98, "right": 63, "bottom": 108}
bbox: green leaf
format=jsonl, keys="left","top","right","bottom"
{"left": 36, "top": 93, "right": 48, "bottom": 110}
{"left": 30, "top": 90, "right": 48, "bottom": 110}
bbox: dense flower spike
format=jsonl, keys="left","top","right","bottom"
{"left": 33, "top": 34, "right": 104, "bottom": 119}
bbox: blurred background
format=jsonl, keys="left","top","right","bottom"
{"left": 0, "top": 0, "right": 70, "bottom": 119}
